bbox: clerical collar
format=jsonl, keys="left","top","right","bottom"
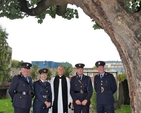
{"left": 58, "top": 75, "right": 63, "bottom": 77}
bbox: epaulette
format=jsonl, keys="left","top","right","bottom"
{"left": 15, "top": 74, "right": 20, "bottom": 76}
{"left": 105, "top": 72, "right": 111, "bottom": 75}
{"left": 76, "top": 75, "right": 79, "bottom": 78}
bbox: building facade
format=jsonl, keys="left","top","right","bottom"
{"left": 31, "top": 61, "right": 72, "bottom": 68}
{"left": 105, "top": 61, "right": 125, "bottom": 74}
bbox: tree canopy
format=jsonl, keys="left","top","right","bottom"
{"left": 0, "top": 25, "right": 12, "bottom": 85}
{"left": 0, "top": 0, "right": 141, "bottom": 24}
{"left": 0, "top": 0, "right": 79, "bottom": 23}
{"left": 11, "top": 60, "right": 22, "bottom": 68}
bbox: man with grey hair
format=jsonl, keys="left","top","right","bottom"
{"left": 50, "top": 66, "right": 70, "bottom": 113}
{"left": 9, "top": 62, "right": 33, "bottom": 113}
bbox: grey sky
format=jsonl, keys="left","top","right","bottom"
{"left": 0, "top": 5, "right": 121, "bottom": 67}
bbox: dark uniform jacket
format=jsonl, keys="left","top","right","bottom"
{"left": 70, "top": 74, "right": 93, "bottom": 104}
{"left": 94, "top": 72, "right": 117, "bottom": 105}
{"left": 8, "top": 74, "right": 33, "bottom": 109}
{"left": 33, "top": 80, "right": 52, "bottom": 110}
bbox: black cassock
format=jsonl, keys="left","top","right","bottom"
{"left": 50, "top": 75, "right": 70, "bottom": 113}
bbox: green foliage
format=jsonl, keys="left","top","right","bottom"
{"left": 63, "top": 64, "right": 73, "bottom": 77}
{"left": 30, "top": 65, "right": 52, "bottom": 81}
{"left": 55, "top": 64, "right": 73, "bottom": 77}
{"left": 0, "top": 0, "right": 79, "bottom": 23}
{"left": 0, "top": 98, "right": 131, "bottom": 113}
{"left": 93, "top": 24, "right": 102, "bottom": 30}
{"left": 0, "top": 98, "right": 14, "bottom": 113}
{"left": 46, "top": 68, "right": 52, "bottom": 80}
{"left": 36, "top": 6, "right": 79, "bottom": 24}
{"left": 126, "top": 0, "right": 141, "bottom": 12}
{"left": 115, "top": 105, "right": 131, "bottom": 113}
{"left": 92, "top": 21, "right": 102, "bottom": 30}
{"left": 0, "top": 98, "right": 33, "bottom": 113}
{"left": 0, "top": 0, "right": 26, "bottom": 19}
{"left": 35, "top": 6, "right": 57, "bottom": 24}
{"left": 91, "top": 89, "right": 97, "bottom": 110}
{"left": 117, "top": 72, "right": 126, "bottom": 83}
{"left": 0, "top": 26, "right": 12, "bottom": 85}
{"left": 11, "top": 60, "right": 22, "bottom": 68}
{"left": 91, "top": 90, "right": 131, "bottom": 113}
{"left": 30, "top": 64, "right": 39, "bottom": 80}
{"left": 30, "top": 0, "right": 41, "bottom": 5}
{"left": 62, "top": 8, "right": 79, "bottom": 20}
{"left": 1, "top": 0, "right": 141, "bottom": 25}
{"left": 93, "top": 65, "right": 97, "bottom": 69}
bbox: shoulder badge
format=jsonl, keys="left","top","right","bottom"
{"left": 15, "top": 74, "right": 20, "bottom": 76}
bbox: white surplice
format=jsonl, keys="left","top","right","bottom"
{"left": 49, "top": 76, "right": 70, "bottom": 113}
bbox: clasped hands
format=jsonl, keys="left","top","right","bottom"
{"left": 75, "top": 99, "right": 87, "bottom": 105}
{"left": 44, "top": 101, "right": 51, "bottom": 108}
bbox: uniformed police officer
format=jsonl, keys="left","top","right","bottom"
{"left": 70, "top": 63, "right": 93, "bottom": 113}
{"left": 9, "top": 62, "right": 33, "bottom": 113}
{"left": 94, "top": 61, "right": 117, "bottom": 113}
{"left": 33, "top": 68, "right": 52, "bottom": 113}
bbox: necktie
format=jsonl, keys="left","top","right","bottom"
{"left": 25, "top": 76, "right": 29, "bottom": 83}
{"left": 100, "top": 75, "right": 103, "bottom": 78}
{"left": 79, "top": 76, "right": 82, "bottom": 80}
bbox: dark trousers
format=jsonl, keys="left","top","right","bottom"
{"left": 14, "top": 107, "right": 30, "bottom": 113}
{"left": 97, "top": 104, "right": 114, "bottom": 113}
{"left": 33, "top": 107, "right": 49, "bottom": 113}
{"left": 73, "top": 103, "right": 89, "bottom": 113}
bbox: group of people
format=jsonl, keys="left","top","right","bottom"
{"left": 8, "top": 61, "right": 117, "bottom": 113}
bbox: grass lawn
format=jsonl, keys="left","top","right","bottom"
{"left": 0, "top": 98, "right": 13, "bottom": 113}
{"left": 115, "top": 105, "right": 131, "bottom": 113}
{"left": 0, "top": 98, "right": 131, "bottom": 113}
{"left": 0, "top": 98, "right": 33, "bottom": 113}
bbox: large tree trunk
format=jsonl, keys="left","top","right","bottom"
{"left": 68, "top": 0, "right": 141, "bottom": 112}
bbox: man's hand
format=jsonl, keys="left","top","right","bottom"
{"left": 69, "top": 102, "right": 71, "bottom": 108}
{"left": 75, "top": 100, "right": 81, "bottom": 105}
{"left": 44, "top": 101, "right": 51, "bottom": 108}
{"left": 82, "top": 99, "right": 88, "bottom": 106}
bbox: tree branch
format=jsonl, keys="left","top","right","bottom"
{"left": 56, "top": 4, "right": 68, "bottom": 16}
{"left": 18, "top": 0, "right": 68, "bottom": 16}
{"left": 18, "top": 0, "right": 33, "bottom": 15}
